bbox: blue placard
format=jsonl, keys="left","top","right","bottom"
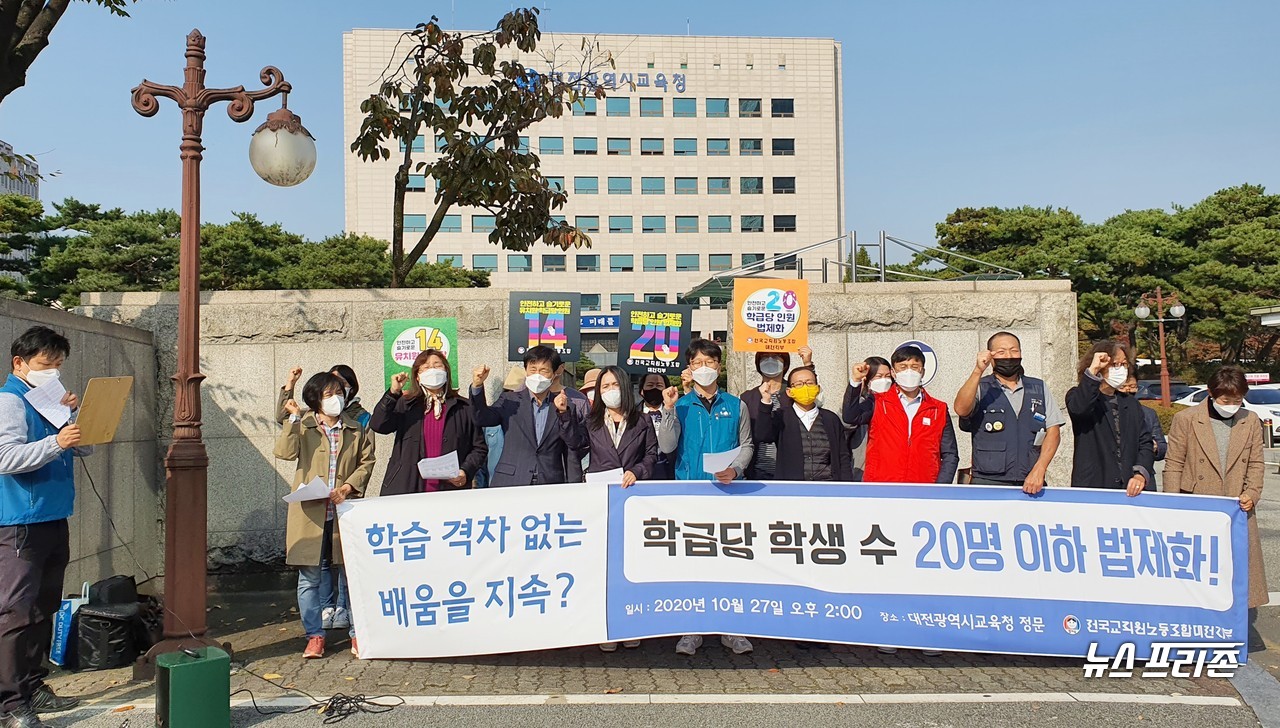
{"left": 581, "top": 314, "right": 620, "bottom": 332}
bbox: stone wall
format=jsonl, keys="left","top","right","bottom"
{"left": 0, "top": 298, "right": 161, "bottom": 588}
{"left": 80, "top": 281, "right": 1078, "bottom": 569}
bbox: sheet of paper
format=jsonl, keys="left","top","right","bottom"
{"left": 418, "top": 450, "right": 461, "bottom": 480}
{"left": 283, "top": 476, "right": 331, "bottom": 503}
{"left": 703, "top": 446, "right": 743, "bottom": 475}
{"left": 22, "top": 378, "right": 71, "bottom": 429}
{"left": 585, "top": 468, "right": 624, "bottom": 485}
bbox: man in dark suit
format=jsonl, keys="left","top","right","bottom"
{"left": 753, "top": 367, "right": 852, "bottom": 481}
{"left": 469, "top": 346, "right": 585, "bottom": 487}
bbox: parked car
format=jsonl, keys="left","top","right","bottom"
{"left": 1134, "top": 380, "right": 1198, "bottom": 402}
{"left": 1173, "top": 385, "right": 1280, "bottom": 438}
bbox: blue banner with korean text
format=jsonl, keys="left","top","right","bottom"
{"left": 338, "top": 482, "right": 1248, "bottom": 661}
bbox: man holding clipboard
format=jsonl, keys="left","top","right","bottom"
{"left": 0, "top": 327, "right": 94, "bottom": 726}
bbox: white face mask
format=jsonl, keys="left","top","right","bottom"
{"left": 868, "top": 377, "right": 893, "bottom": 394}
{"left": 525, "top": 373, "right": 552, "bottom": 394}
{"left": 1105, "top": 366, "right": 1128, "bottom": 388}
{"left": 758, "top": 357, "right": 785, "bottom": 377}
{"left": 691, "top": 366, "right": 719, "bottom": 387}
{"left": 419, "top": 368, "right": 448, "bottom": 390}
{"left": 601, "top": 389, "right": 622, "bottom": 409}
{"left": 23, "top": 366, "right": 60, "bottom": 388}
{"left": 586, "top": 390, "right": 596, "bottom": 403}
{"left": 321, "top": 395, "right": 345, "bottom": 417}
{"left": 893, "top": 369, "right": 923, "bottom": 390}
{"left": 1214, "top": 402, "right": 1241, "bottom": 418}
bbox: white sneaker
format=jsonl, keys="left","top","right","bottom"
{"left": 599, "top": 642, "right": 619, "bottom": 652}
{"left": 921, "top": 649, "right": 943, "bottom": 657}
{"left": 721, "top": 635, "right": 754, "bottom": 655}
{"left": 321, "top": 607, "right": 335, "bottom": 630}
{"left": 622, "top": 640, "right": 642, "bottom": 649}
{"left": 675, "top": 635, "right": 703, "bottom": 655}
{"left": 331, "top": 607, "right": 352, "bottom": 630}
{"left": 877, "top": 646, "right": 898, "bottom": 655}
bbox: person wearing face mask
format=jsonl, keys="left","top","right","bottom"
{"left": 754, "top": 367, "right": 852, "bottom": 482}
{"left": 953, "top": 332, "right": 1064, "bottom": 493}
{"left": 843, "top": 356, "right": 892, "bottom": 480}
{"left": 1118, "top": 376, "right": 1166, "bottom": 491}
{"left": 1065, "top": 340, "right": 1154, "bottom": 494}
{"left": 637, "top": 372, "right": 682, "bottom": 480}
{"left": 579, "top": 368, "right": 602, "bottom": 405}
{"left": 469, "top": 346, "right": 585, "bottom": 487}
{"left": 672, "top": 339, "right": 756, "bottom": 657}
{"left": 277, "top": 372, "right": 376, "bottom": 660}
{"left": 275, "top": 364, "right": 371, "bottom": 429}
{"left": 551, "top": 363, "right": 592, "bottom": 483}
{"left": 1163, "top": 365, "right": 1268, "bottom": 652}
{"left": 370, "top": 349, "right": 487, "bottom": 497}
{"left": 0, "top": 327, "right": 94, "bottom": 721}
{"left": 739, "top": 346, "right": 814, "bottom": 480}
{"left": 844, "top": 346, "right": 959, "bottom": 486}
{"left": 475, "top": 366, "right": 526, "bottom": 489}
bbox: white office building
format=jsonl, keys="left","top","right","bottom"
{"left": 0, "top": 140, "right": 38, "bottom": 199}
{"left": 343, "top": 31, "right": 845, "bottom": 333}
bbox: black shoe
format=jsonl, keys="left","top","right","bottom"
{"left": 29, "top": 685, "right": 78, "bottom": 714}
{"left": 1249, "top": 630, "right": 1267, "bottom": 653}
{"left": 1, "top": 706, "right": 46, "bottom": 728}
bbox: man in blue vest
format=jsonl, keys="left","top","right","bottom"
{"left": 0, "top": 326, "right": 92, "bottom": 726}
{"left": 953, "top": 332, "right": 1064, "bottom": 493}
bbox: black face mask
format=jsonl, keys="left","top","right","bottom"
{"left": 640, "top": 388, "right": 665, "bottom": 407}
{"left": 992, "top": 358, "right": 1023, "bottom": 378}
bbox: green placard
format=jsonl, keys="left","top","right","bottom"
{"left": 383, "top": 318, "right": 460, "bottom": 390}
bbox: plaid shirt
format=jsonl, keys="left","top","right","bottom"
{"left": 319, "top": 421, "right": 342, "bottom": 521}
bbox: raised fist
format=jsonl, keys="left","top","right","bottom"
{"left": 390, "top": 372, "right": 409, "bottom": 394}
{"left": 1090, "top": 351, "right": 1112, "bottom": 376}
{"left": 680, "top": 368, "right": 693, "bottom": 394}
{"left": 797, "top": 345, "right": 813, "bottom": 367}
{"left": 975, "top": 351, "right": 993, "bottom": 373}
{"left": 852, "top": 362, "right": 870, "bottom": 382}
{"left": 663, "top": 386, "right": 680, "bottom": 408}
{"left": 553, "top": 390, "right": 569, "bottom": 413}
{"left": 472, "top": 365, "right": 491, "bottom": 389}
{"left": 283, "top": 399, "right": 300, "bottom": 417}
{"left": 286, "top": 365, "right": 303, "bottom": 387}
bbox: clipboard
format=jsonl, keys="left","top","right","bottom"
{"left": 76, "top": 376, "right": 133, "bottom": 446}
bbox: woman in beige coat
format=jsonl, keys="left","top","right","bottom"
{"left": 1163, "top": 365, "right": 1268, "bottom": 652}
{"left": 276, "top": 372, "right": 376, "bottom": 659}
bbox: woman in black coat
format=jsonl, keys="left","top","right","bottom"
{"left": 584, "top": 366, "right": 658, "bottom": 487}
{"left": 1065, "top": 340, "right": 1155, "bottom": 494}
{"left": 369, "top": 349, "right": 487, "bottom": 496}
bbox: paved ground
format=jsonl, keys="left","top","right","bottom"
{"left": 39, "top": 467, "right": 1280, "bottom": 726}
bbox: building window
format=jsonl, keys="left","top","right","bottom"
{"left": 707, "top": 138, "right": 730, "bottom": 156}
{"left": 740, "top": 177, "right": 764, "bottom": 195}
{"left": 739, "top": 98, "right": 762, "bottom": 117}
{"left": 543, "top": 254, "right": 567, "bottom": 272}
{"left": 741, "top": 215, "right": 764, "bottom": 233}
{"left": 707, "top": 177, "right": 730, "bottom": 195}
{"left": 508, "top": 254, "right": 532, "bottom": 272}
{"left": 438, "top": 254, "right": 462, "bottom": 268}
{"left": 547, "top": 176, "right": 565, "bottom": 192}
{"left": 582, "top": 293, "right": 601, "bottom": 311}
{"left": 406, "top": 174, "right": 427, "bottom": 191}
{"left": 573, "top": 176, "right": 599, "bottom": 195}
{"left": 674, "top": 177, "right": 698, "bottom": 195}
{"left": 673, "top": 138, "right": 698, "bottom": 156}
{"left": 471, "top": 215, "right": 496, "bottom": 233}
{"left": 709, "top": 254, "right": 733, "bottom": 272}
{"left": 573, "top": 97, "right": 597, "bottom": 116}
{"left": 772, "top": 138, "right": 796, "bottom": 156}
{"left": 399, "top": 135, "right": 426, "bottom": 153}
{"left": 643, "top": 254, "right": 667, "bottom": 272}
{"left": 538, "top": 136, "right": 563, "bottom": 155}
{"left": 777, "top": 254, "right": 798, "bottom": 270}
{"left": 548, "top": 215, "right": 566, "bottom": 227}
{"left": 676, "top": 254, "right": 700, "bottom": 272}
{"left": 641, "top": 177, "right": 665, "bottom": 195}
{"left": 606, "top": 97, "right": 631, "bottom": 117}
{"left": 517, "top": 136, "right": 530, "bottom": 154}
{"left": 606, "top": 137, "right": 631, "bottom": 155}
{"left": 576, "top": 215, "right": 600, "bottom": 233}
{"left": 640, "top": 98, "right": 664, "bottom": 117}
{"left": 610, "top": 254, "right": 634, "bottom": 273}
{"left": 644, "top": 293, "right": 668, "bottom": 304}
{"left": 472, "top": 254, "right": 498, "bottom": 272}
{"left": 673, "top": 98, "right": 697, "bottom": 118}
{"left": 573, "top": 137, "right": 598, "bottom": 155}
{"left": 608, "top": 215, "right": 633, "bottom": 233}
{"left": 642, "top": 216, "right": 666, "bottom": 233}
{"left": 773, "top": 176, "right": 796, "bottom": 194}
{"left": 608, "top": 177, "right": 632, "bottom": 195}
{"left": 640, "top": 138, "right": 664, "bottom": 155}
{"left": 439, "top": 214, "right": 461, "bottom": 233}
{"left": 742, "top": 253, "right": 765, "bottom": 268}
{"left": 610, "top": 293, "right": 635, "bottom": 311}
{"left": 773, "top": 215, "right": 797, "bottom": 233}
{"left": 706, "top": 98, "right": 730, "bottom": 117}
{"left": 771, "top": 98, "right": 794, "bottom": 117}
{"left": 740, "top": 138, "right": 762, "bottom": 156}
{"left": 675, "top": 215, "right": 699, "bottom": 233}
{"left": 403, "top": 214, "right": 427, "bottom": 232}
{"left": 708, "top": 215, "right": 731, "bottom": 233}
{"left": 577, "top": 254, "right": 600, "bottom": 272}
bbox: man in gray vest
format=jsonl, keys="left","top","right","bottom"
{"left": 953, "top": 332, "right": 1064, "bottom": 493}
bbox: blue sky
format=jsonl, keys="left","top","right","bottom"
{"left": 2, "top": 0, "right": 1277, "bottom": 260}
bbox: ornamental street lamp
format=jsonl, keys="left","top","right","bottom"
{"left": 130, "top": 29, "right": 314, "bottom": 678}
{"left": 1134, "top": 286, "right": 1185, "bottom": 407}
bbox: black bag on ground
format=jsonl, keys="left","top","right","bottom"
{"left": 87, "top": 575, "right": 138, "bottom": 606}
{"left": 75, "top": 603, "right": 140, "bottom": 671}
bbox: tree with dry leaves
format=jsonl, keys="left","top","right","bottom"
{"left": 0, "top": 0, "right": 135, "bottom": 107}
